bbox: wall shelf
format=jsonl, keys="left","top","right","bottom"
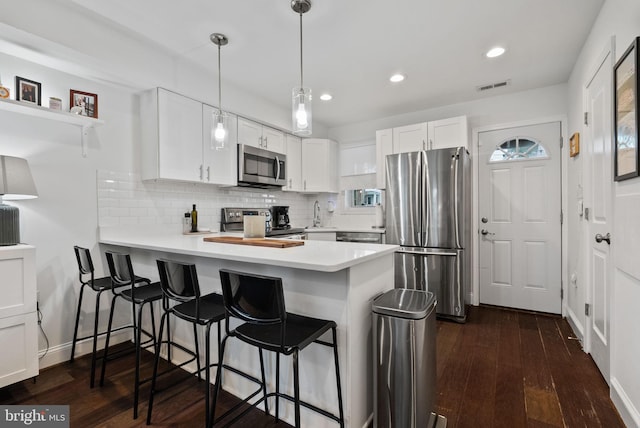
{"left": 0, "top": 98, "right": 104, "bottom": 157}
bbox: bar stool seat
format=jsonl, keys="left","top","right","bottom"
{"left": 212, "top": 269, "right": 345, "bottom": 428}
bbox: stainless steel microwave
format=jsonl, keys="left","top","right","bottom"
{"left": 237, "top": 144, "right": 286, "bottom": 188}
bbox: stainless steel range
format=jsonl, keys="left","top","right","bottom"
{"left": 220, "top": 208, "right": 305, "bottom": 237}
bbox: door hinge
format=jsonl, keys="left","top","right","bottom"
{"left": 584, "top": 207, "right": 590, "bottom": 221}
{"left": 585, "top": 303, "right": 590, "bottom": 316}
{"left": 560, "top": 210, "right": 564, "bottom": 224}
{"left": 560, "top": 136, "right": 564, "bottom": 149}
{"left": 584, "top": 112, "right": 589, "bottom": 125}
{"left": 561, "top": 288, "right": 564, "bottom": 300}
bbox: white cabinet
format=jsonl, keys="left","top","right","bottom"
{"left": 237, "top": 117, "right": 285, "bottom": 154}
{"left": 301, "top": 139, "right": 339, "bottom": 193}
{"left": 284, "top": 134, "right": 303, "bottom": 192}
{"left": 376, "top": 115, "right": 468, "bottom": 188}
{"left": 0, "top": 245, "right": 38, "bottom": 388}
{"left": 427, "top": 116, "right": 468, "bottom": 150}
{"left": 376, "top": 128, "right": 393, "bottom": 189}
{"left": 141, "top": 88, "right": 237, "bottom": 186}
{"left": 392, "top": 122, "right": 428, "bottom": 152}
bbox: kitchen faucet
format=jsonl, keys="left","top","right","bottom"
{"left": 313, "top": 200, "right": 321, "bottom": 227}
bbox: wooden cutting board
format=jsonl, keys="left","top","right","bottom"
{"left": 203, "top": 236, "right": 304, "bottom": 248}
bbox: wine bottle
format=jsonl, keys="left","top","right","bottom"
{"left": 190, "top": 204, "right": 198, "bottom": 232}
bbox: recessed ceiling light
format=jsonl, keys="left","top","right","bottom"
{"left": 320, "top": 93, "right": 332, "bottom": 101}
{"left": 486, "top": 47, "right": 506, "bottom": 58}
{"left": 390, "top": 74, "right": 405, "bottom": 83}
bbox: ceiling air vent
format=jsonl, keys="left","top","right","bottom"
{"left": 476, "top": 79, "right": 511, "bottom": 92}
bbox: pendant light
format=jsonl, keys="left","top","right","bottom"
{"left": 210, "top": 33, "right": 229, "bottom": 149}
{"left": 291, "top": 0, "right": 312, "bottom": 136}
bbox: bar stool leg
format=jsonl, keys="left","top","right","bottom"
{"left": 100, "top": 294, "right": 118, "bottom": 387}
{"left": 193, "top": 324, "right": 202, "bottom": 381}
{"left": 258, "top": 348, "right": 269, "bottom": 416}
{"left": 332, "top": 327, "right": 345, "bottom": 427}
{"left": 89, "top": 289, "right": 104, "bottom": 388}
{"left": 293, "top": 350, "right": 301, "bottom": 428}
{"left": 69, "top": 283, "right": 86, "bottom": 363}
{"left": 275, "top": 352, "right": 281, "bottom": 422}
{"left": 204, "top": 322, "right": 212, "bottom": 427}
{"left": 146, "top": 309, "right": 168, "bottom": 425}
{"left": 209, "top": 334, "right": 228, "bottom": 428}
{"left": 133, "top": 302, "right": 145, "bottom": 419}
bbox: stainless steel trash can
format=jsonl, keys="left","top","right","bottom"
{"left": 372, "top": 288, "right": 445, "bottom": 428}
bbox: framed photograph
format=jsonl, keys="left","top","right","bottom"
{"left": 15, "top": 76, "right": 42, "bottom": 105}
{"left": 70, "top": 89, "right": 98, "bottom": 118}
{"left": 614, "top": 37, "right": 640, "bottom": 181}
{"left": 570, "top": 132, "right": 580, "bottom": 157}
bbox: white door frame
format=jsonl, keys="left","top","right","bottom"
{"left": 471, "top": 116, "right": 569, "bottom": 317}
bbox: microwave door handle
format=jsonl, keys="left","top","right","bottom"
{"left": 275, "top": 155, "right": 281, "bottom": 180}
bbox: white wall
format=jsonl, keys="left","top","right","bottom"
{"left": 567, "top": 0, "right": 640, "bottom": 425}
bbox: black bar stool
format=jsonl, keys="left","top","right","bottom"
{"left": 147, "top": 259, "right": 227, "bottom": 427}
{"left": 101, "top": 251, "right": 164, "bottom": 419}
{"left": 212, "top": 269, "right": 345, "bottom": 428}
{"left": 70, "top": 245, "right": 131, "bottom": 388}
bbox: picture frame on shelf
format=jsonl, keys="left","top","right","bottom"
{"left": 15, "top": 76, "right": 41, "bottom": 105}
{"left": 70, "top": 89, "right": 98, "bottom": 118}
{"left": 614, "top": 36, "right": 640, "bottom": 181}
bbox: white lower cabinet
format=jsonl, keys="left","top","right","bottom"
{"left": 0, "top": 245, "right": 38, "bottom": 388}
{"left": 141, "top": 88, "right": 237, "bottom": 185}
{"left": 284, "top": 134, "right": 303, "bottom": 192}
{"left": 301, "top": 138, "right": 339, "bottom": 193}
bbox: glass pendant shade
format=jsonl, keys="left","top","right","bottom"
{"left": 292, "top": 87, "right": 312, "bottom": 136}
{"left": 211, "top": 109, "right": 228, "bottom": 150}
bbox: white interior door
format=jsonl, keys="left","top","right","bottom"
{"left": 478, "top": 122, "right": 562, "bottom": 313}
{"left": 585, "top": 46, "right": 613, "bottom": 382}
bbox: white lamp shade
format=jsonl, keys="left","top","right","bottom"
{"left": 292, "top": 87, "right": 312, "bottom": 136}
{"left": 0, "top": 155, "right": 38, "bottom": 200}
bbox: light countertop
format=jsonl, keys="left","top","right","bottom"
{"left": 302, "top": 227, "right": 385, "bottom": 234}
{"left": 99, "top": 226, "right": 397, "bottom": 273}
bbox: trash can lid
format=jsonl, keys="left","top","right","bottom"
{"left": 372, "top": 289, "right": 436, "bottom": 319}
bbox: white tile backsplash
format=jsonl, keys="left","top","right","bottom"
{"left": 97, "top": 170, "right": 320, "bottom": 230}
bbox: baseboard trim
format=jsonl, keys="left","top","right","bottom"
{"left": 38, "top": 329, "right": 132, "bottom": 370}
{"left": 565, "top": 305, "right": 584, "bottom": 342}
{"left": 611, "top": 377, "right": 640, "bottom": 428}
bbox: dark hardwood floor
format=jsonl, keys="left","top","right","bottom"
{"left": 0, "top": 305, "right": 624, "bottom": 427}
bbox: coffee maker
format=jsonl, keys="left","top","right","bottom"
{"left": 271, "top": 206, "right": 290, "bottom": 229}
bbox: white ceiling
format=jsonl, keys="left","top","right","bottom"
{"left": 71, "top": 0, "right": 603, "bottom": 129}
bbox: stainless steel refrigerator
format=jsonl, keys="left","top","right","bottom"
{"left": 385, "top": 147, "right": 471, "bottom": 321}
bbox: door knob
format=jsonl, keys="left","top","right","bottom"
{"left": 481, "top": 229, "right": 495, "bottom": 236}
{"left": 481, "top": 217, "right": 488, "bottom": 223}
{"left": 595, "top": 232, "right": 611, "bottom": 245}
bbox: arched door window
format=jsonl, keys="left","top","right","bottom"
{"left": 489, "top": 137, "right": 549, "bottom": 162}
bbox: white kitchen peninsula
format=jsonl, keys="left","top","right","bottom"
{"left": 99, "top": 227, "right": 397, "bottom": 428}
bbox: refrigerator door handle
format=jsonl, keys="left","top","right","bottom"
{"left": 453, "top": 148, "right": 461, "bottom": 248}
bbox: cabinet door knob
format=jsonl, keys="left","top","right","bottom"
{"left": 199, "top": 165, "right": 203, "bottom": 180}
{"left": 207, "top": 166, "right": 211, "bottom": 181}
{"left": 264, "top": 136, "right": 268, "bottom": 148}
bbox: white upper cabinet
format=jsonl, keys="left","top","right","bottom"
{"left": 301, "top": 138, "right": 339, "bottom": 193}
{"left": 427, "top": 115, "right": 468, "bottom": 150}
{"left": 141, "top": 88, "right": 236, "bottom": 185}
{"left": 375, "top": 115, "right": 468, "bottom": 188}
{"left": 237, "top": 117, "right": 285, "bottom": 154}
{"left": 376, "top": 128, "right": 393, "bottom": 189}
{"left": 284, "top": 134, "right": 303, "bottom": 192}
{"left": 392, "top": 122, "right": 428, "bottom": 153}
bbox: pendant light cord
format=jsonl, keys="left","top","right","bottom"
{"left": 218, "top": 43, "right": 222, "bottom": 111}
{"left": 299, "top": 12, "right": 304, "bottom": 88}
